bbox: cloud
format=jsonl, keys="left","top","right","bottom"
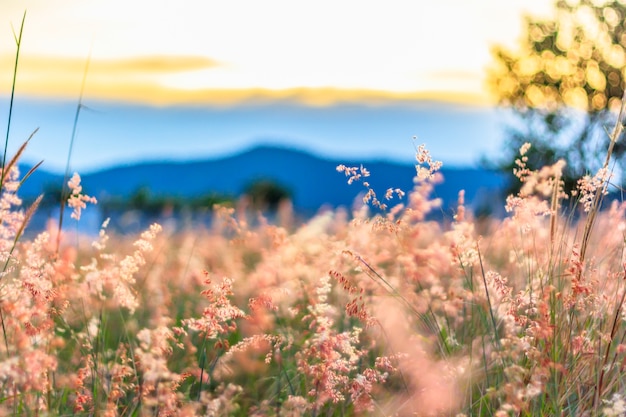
{"left": 92, "top": 56, "right": 221, "bottom": 74}
{"left": 0, "top": 54, "right": 219, "bottom": 76}
{"left": 0, "top": 54, "right": 489, "bottom": 107}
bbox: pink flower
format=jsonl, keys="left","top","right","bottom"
{"left": 67, "top": 173, "right": 97, "bottom": 220}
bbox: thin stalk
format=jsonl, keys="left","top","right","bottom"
{"left": 55, "top": 51, "right": 92, "bottom": 254}
{"left": 592, "top": 266, "right": 626, "bottom": 414}
{"left": 196, "top": 332, "right": 212, "bottom": 402}
{"left": 275, "top": 341, "right": 282, "bottom": 416}
{"left": 549, "top": 168, "right": 561, "bottom": 247}
{"left": 2, "top": 195, "right": 43, "bottom": 273}
{"left": 1, "top": 11, "right": 26, "bottom": 196}
{"left": 354, "top": 254, "right": 448, "bottom": 355}
{"left": 197, "top": 343, "right": 207, "bottom": 402}
{"left": 0, "top": 307, "right": 9, "bottom": 355}
{"left": 580, "top": 90, "right": 626, "bottom": 263}
{"left": 476, "top": 241, "right": 502, "bottom": 354}
{"left": 281, "top": 366, "right": 296, "bottom": 396}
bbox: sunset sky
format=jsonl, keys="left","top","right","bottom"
{"left": 0, "top": 1, "right": 556, "bottom": 171}
{"left": 1, "top": 0, "right": 554, "bottom": 106}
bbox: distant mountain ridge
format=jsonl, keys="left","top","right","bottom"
{"left": 17, "top": 145, "right": 507, "bottom": 217}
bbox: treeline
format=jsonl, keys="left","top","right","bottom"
{"left": 99, "top": 187, "right": 235, "bottom": 215}
{"left": 32, "top": 179, "right": 292, "bottom": 214}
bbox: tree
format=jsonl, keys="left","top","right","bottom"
{"left": 489, "top": 0, "right": 626, "bottom": 193}
{"left": 243, "top": 179, "right": 292, "bottom": 212}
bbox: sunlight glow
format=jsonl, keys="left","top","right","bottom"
{"left": 0, "top": 0, "right": 555, "bottom": 106}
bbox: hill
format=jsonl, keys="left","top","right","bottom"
{"left": 17, "top": 145, "right": 507, "bottom": 218}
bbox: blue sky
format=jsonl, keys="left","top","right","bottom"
{"left": 0, "top": 1, "right": 554, "bottom": 172}
{"left": 7, "top": 98, "right": 504, "bottom": 173}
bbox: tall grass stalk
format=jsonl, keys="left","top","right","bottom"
{"left": 594, "top": 276, "right": 626, "bottom": 415}
{"left": 579, "top": 89, "right": 626, "bottom": 264}
{"left": 354, "top": 253, "right": 448, "bottom": 355}
{"left": 1, "top": 11, "right": 26, "bottom": 196}
{"left": 55, "top": 51, "right": 92, "bottom": 254}
{"left": 570, "top": 91, "right": 626, "bottom": 414}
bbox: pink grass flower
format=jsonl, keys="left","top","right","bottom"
{"left": 183, "top": 273, "right": 246, "bottom": 340}
{"left": 575, "top": 166, "right": 611, "bottom": 212}
{"left": 67, "top": 173, "right": 97, "bottom": 220}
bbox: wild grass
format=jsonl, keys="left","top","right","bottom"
{"left": 1, "top": 121, "right": 626, "bottom": 416}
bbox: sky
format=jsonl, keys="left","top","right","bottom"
{"left": 0, "top": 0, "right": 555, "bottom": 172}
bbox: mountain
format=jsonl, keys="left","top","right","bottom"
{"left": 17, "top": 145, "right": 507, "bottom": 218}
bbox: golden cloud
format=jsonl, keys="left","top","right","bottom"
{"left": 0, "top": 54, "right": 219, "bottom": 89}
{"left": 0, "top": 54, "right": 489, "bottom": 107}
{"left": 91, "top": 55, "right": 221, "bottom": 74}
{"left": 0, "top": 54, "right": 219, "bottom": 75}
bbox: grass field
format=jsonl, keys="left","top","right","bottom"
{"left": 1, "top": 132, "right": 626, "bottom": 416}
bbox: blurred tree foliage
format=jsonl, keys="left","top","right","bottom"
{"left": 489, "top": 0, "right": 626, "bottom": 193}
{"left": 100, "top": 186, "right": 234, "bottom": 215}
{"left": 244, "top": 179, "right": 292, "bottom": 212}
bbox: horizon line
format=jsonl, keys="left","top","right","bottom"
{"left": 3, "top": 86, "right": 493, "bottom": 109}
{"left": 20, "top": 142, "right": 487, "bottom": 176}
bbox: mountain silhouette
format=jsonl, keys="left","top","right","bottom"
{"left": 17, "top": 145, "right": 507, "bottom": 218}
